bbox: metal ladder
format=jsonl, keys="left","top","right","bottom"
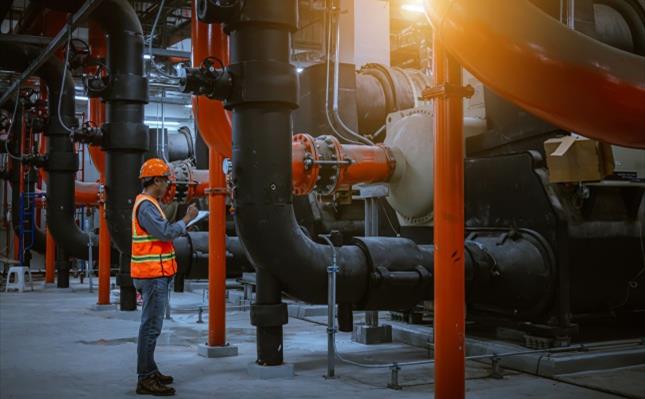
{"left": 17, "top": 192, "right": 44, "bottom": 265}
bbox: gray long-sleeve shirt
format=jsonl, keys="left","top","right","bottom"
{"left": 136, "top": 200, "right": 186, "bottom": 241}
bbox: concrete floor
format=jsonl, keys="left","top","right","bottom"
{"left": 1, "top": 278, "right": 642, "bottom": 399}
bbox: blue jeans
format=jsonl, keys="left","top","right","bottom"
{"left": 133, "top": 277, "right": 171, "bottom": 380}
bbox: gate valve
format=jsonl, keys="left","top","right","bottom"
{"left": 72, "top": 123, "right": 103, "bottom": 145}
{"left": 21, "top": 154, "right": 47, "bottom": 168}
{"left": 180, "top": 57, "right": 232, "bottom": 101}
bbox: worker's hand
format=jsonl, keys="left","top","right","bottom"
{"left": 182, "top": 203, "right": 199, "bottom": 224}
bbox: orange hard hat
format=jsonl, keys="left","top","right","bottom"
{"left": 139, "top": 158, "right": 171, "bottom": 179}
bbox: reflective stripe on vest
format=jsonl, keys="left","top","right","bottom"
{"left": 130, "top": 194, "right": 177, "bottom": 279}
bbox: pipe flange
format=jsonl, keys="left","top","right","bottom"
{"left": 292, "top": 133, "right": 318, "bottom": 196}
{"left": 314, "top": 135, "right": 343, "bottom": 196}
{"left": 164, "top": 160, "right": 192, "bottom": 204}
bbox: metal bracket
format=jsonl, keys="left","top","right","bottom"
{"left": 421, "top": 83, "right": 475, "bottom": 100}
{"left": 387, "top": 363, "right": 402, "bottom": 390}
{"left": 205, "top": 187, "right": 228, "bottom": 196}
{"left": 490, "top": 356, "right": 504, "bottom": 379}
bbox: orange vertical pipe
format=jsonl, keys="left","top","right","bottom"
{"left": 192, "top": 2, "right": 230, "bottom": 347}
{"left": 45, "top": 229, "right": 55, "bottom": 283}
{"left": 89, "top": 21, "right": 111, "bottom": 305}
{"left": 433, "top": 39, "right": 465, "bottom": 399}
{"left": 208, "top": 151, "right": 227, "bottom": 346}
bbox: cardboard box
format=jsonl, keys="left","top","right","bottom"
{"left": 544, "top": 136, "right": 615, "bottom": 183}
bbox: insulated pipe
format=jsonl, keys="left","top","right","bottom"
{"left": 432, "top": 40, "right": 466, "bottom": 399}
{"left": 0, "top": 43, "right": 93, "bottom": 260}
{"left": 422, "top": 0, "right": 645, "bottom": 149}
{"left": 43, "top": 0, "right": 150, "bottom": 310}
{"left": 88, "top": 21, "right": 111, "bottom": 306}
{"left": 191, "top": 6, "right": 229, "bottom": 347}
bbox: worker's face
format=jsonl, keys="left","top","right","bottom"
{"left": 155, "top": 176, "right": 171, "bottom": 195}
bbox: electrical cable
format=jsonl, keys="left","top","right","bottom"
{"left": 146, "top": 0, "right": 181, "bottom": 81}
{"left": 331, "top": 14, "right": 375, "bottom": 146}
{"left": 323, "top": 1, "right": 363, "bottom": 145}
{"left": 4, "top": 88, "right": 23, "bottom": 161}
{"left": 58, "top": 28, "right": 75, "bottom": 134}
{"left": 378, "top": 199, "right": 400, "bottom": 237}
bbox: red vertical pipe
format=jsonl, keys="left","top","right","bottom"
{"left": 208, "top": 152, "right": 227, "bottom": 346}
{"left": 192, "top": 1, "right": 231, "bottom": 347}
{"left": 432, "top": 38, "right": 465, "bottom": 399}
{"left": 45, "top": 229, "right": 55, "bottom": 283}
{"left": 89, "top": 21, "right": 111, "bottom": 305}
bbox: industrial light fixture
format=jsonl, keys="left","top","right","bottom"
{"left": 401, "top": 0, "right": 425, "bottom": 14}
{"left": 143, "top": 54, "right": 152, "bottom": 60}
{"left": 184, "top": 104, "right": 192, "bottom": 108}
{"left": 74, "top": 96, "right": 89, "bottom": 101}
{"left": 144, "top": 120, "right": 181, "bottom": 127}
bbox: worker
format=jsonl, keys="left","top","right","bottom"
{"left": 131, "top": 158, "right": 198, "bottom": 396}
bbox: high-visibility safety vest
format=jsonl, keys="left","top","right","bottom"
{"left": 130, "top": 194, "right": 177, "bottom": 279}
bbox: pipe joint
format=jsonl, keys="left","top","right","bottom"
{"left": 352, "top": 236, "right": 434, "bottom": 309}
{"left": 101, "top": 74, "right": 148, "bottom": 103}
{"left": 102, "top": 122, "right": 148, "bottom": 152}
{"left": 225, "top": 61, "right": 298, "bottom": 109}
{"left": 199, "top": 0, "right": 298, "bottom": 32}
{"left": 196, "top": 0, "right": 240, "bottom": 24}
{"left": 21, "top": 154, "right": 47, "bottom": 168}
{"left": 45, "top": 152, "right": 79, "bottom": 173}
{"left": 250, "top": 303, "right": 289, "bottom": 327}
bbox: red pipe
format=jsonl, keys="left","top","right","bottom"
{"left": 423, "top": 0, "right": 645, "bottom": 149}
{"left": 432, "top": 40, "right": 466, "bottom": 399}
{"left": 73, "top": 181, "right": 100, "bottom": 206}
{"left": 292, "top": 134, "right": 396, "bottom": 195}
{"left": 45, "top": 229, "right": 55, "bottom": 283}
{"left": 192, "top": 3, "right": 230, "bottom": 347}
{"left": 174, "top": 136, "right": 395, "bottom": 202}
{"left": 88, "top": 21, "right": 111, "bottom": 305}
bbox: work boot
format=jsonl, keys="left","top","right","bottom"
{"left": 153, "top": 370, "right": 174, "bottom": 385}
{"left": 136, "top": 376, "right": 175, "bottom": 396}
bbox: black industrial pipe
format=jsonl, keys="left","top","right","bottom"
{"left": 194, "top": 0, "right": 437, "bottom": 365}
{"left": 192, "top": 0, "right": 556, "bottom": 365}
{"left": 42, "top": 0, "right": 149, "bottom": 310}
{"left": 0, "top": 42, "right": 95, "bottom": 260}
{"left": 174, "top": 233, "right": 253, "bottom": 280}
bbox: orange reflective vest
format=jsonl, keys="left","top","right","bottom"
{"left": 130, "top": 194, "right": 177, "bottom": 279}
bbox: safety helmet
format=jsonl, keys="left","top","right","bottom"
{"left": 139, "top": 158, "right": 171, "bottom": 179}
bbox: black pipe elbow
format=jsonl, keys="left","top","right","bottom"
{"left": 43, "top": 0, "right": 149, "bottom": 257}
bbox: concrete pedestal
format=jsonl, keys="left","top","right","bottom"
{"left": 197, "top": 343, "right": 239, "bottom": 358}
{"left": 352, "top": 323, "right": 393, "bottom": 345}
{"left": 247, "top": 362, "right": 295, "bottom": 379}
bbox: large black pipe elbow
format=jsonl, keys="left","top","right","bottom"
{"left": 42, "top": 0, "right": 148, "bottom": 310}
{"left": 0, "top": 43, "right": 95, "bottom": 260}
{"left": 43, "top": 0, "right": 148, "bottom": 256}
{"left": 227, "top": 0, "right": 436, "bottom": 311}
